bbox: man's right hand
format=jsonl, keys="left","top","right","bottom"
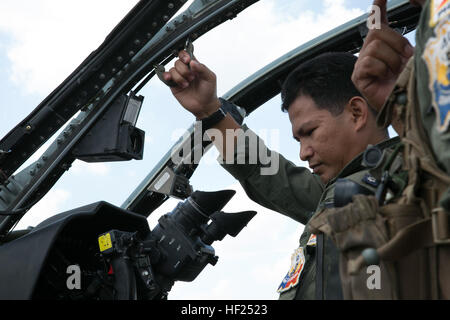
{"left": 352, "top": 0, "right": 414, "bottom": 112}
{"left": 163, "top": 50, "right": 221, "bottom": 119}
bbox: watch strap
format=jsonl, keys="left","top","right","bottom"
{"left": 199, "top": 106, "right": 226, "bottom": 131}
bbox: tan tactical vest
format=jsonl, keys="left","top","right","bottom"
{"left": 309, "top": 58, "right": 450, "bottom": 299}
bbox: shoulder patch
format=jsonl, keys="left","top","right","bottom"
{"left": 277, "top": 247, "right": 306, "bottom": 293}
{"left": 430, "top": 0, "right": 450, "bottom": 27}
{"left": 422, "top": 19, "right": 450, "bottom": 133}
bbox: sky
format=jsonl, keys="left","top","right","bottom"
{"left": 0, "top": 0, "right": 412, "bottom": 300}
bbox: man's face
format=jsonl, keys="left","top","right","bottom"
{"left": 288, "top": 95, "right": 356, "bottom": 185}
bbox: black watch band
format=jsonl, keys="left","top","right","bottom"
{"left": 198, "top": 106, "right": 226, "bottom": 131}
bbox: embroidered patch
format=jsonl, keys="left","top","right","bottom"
{"left": 422, "top": 19, "right": 450, "bottom": 132}
{"left": 306, "top": 234, "right": 317, "bottom": 246}
{"left": 430, "top": 0, "right": 450, "bottom": 27}
{"left": 277, "top": 247, "right": 306, "bottom": 293}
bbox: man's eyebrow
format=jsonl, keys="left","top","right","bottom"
{"left": 295, "top": 120, "right": 318, "bottom": 137}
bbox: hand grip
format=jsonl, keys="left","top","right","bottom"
{"left": 155, "top": 39, "right": 195, "bottom": 87}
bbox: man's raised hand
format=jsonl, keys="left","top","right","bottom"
{"left": 163, "top": 51, "right": 221, "bottom": 119}
{"left": 352, "top": 0, "right": 414, "bottom": 112}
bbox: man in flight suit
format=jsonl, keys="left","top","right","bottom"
{"left": 162, "top": 52, "right": 397, "bottom": 299}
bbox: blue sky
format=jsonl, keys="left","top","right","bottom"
{"left": 0, "top": 0, "right": 411, "bottom": 300}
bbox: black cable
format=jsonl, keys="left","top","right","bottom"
{"left": 0, "top": 208, "right": 27, "bottom": 216}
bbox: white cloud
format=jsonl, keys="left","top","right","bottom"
{"left": 193, "top": 0, "right": 364, "bottom": 95}
{"left": 0, "top": 0, "right": 364, "bottom": 97}
{"left": 71, "top": 159, "right": 110, "bottom": 176}
{"left": 0, "top": 0, "right": 139, "bottom": 96}
{"left": 15, "top": 188, "right": 71, "bottom": 229}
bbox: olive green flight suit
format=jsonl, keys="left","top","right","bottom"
{"left": 220, "top": 124, "right": 400, "bottom": 299}
{"left": 415, "top": 0, "right": 450, "bottom": 211}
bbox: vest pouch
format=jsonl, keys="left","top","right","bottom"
{"left": 378, "top": 202, "right": 433, "bottom": 299}
{"left": 309, "top": 194, "right": 430, "bottom": 299}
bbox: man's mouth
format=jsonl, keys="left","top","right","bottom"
{"left": 310, "top": 163, "right": 322, "bottom": 174}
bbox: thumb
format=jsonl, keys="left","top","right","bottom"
{"left": 372, "top": 0, "right": 388, "bottom": 25}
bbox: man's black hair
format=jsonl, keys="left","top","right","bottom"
{"left": 281, "top": 52, "right": 364, "bottom": 115}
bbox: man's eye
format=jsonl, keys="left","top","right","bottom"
{"left": 306, "top": 128, "right": 315, "bottom": 136}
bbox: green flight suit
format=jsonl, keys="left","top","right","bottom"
{"left": 220, "top": 124, "right": 400, "bottom": 299}
{"left": 415, "top": 0, "right": 450, "bottom": 210}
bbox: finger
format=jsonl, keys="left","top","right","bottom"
{"left": 362, "top": 39, "right": 407, "bottom": 75}
{"left": 175, "top": 59, "right": 195, "bottom": 81}
{"left": 364, "top": 25, "right": 414, "bottom": 59}
{"left": 168, "top": 67, "right": 189, "bottom": 88}
{"left": 178, "top": 50, "right": 192, "bottom": 65}
{"left": 354, "top": 55, "right": 392, "bottom": 82}
{"left": 372, "top": 0, "right": 388, "bottom": 25}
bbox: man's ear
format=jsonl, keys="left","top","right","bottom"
{"left": 346, "top": 96, "right": 369, "bottom": 132}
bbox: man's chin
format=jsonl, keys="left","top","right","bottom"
{"left": 318, "top": 170, "right": 339, "bottom": 185}
{"left": 318, "top": 174, "right": 331, "bottom": 185}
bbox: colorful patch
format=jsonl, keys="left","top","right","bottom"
{"left": 422, "top": 19, "right": 450, "bottom": 132}
{"left": 430, "top": 0, "right": 450, "bottom": 27}
{"left": 306, "top": 234, "right": 317, "bottom": 247}
{"left": 277, "top": 247, "right": 306, "bottom": 293}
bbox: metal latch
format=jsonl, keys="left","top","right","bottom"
{"left": 155, "top": 38, "right": 195, "bottom": 87}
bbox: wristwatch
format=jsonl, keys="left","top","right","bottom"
{"left": 198, "top": 105, "right": 227, "bottom": 131}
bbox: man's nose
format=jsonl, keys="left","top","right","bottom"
{"left": 299, "top": 143, "right": 313, "bottom": 161}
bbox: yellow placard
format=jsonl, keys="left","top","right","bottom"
{"left": 98, "top": 233, "right": 112, "bottom": 252}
